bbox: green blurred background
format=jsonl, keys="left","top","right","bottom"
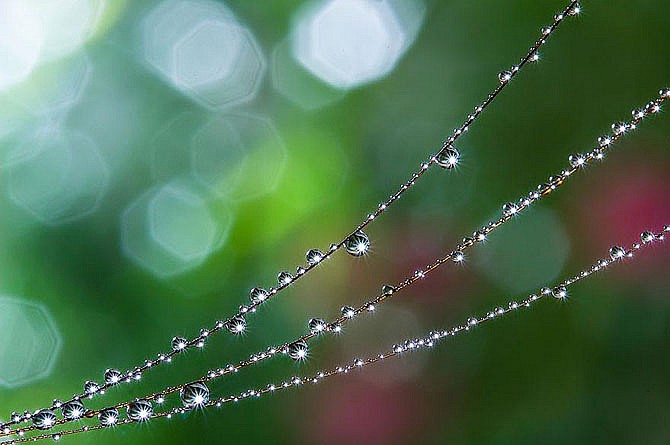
{"left": 1, "top": 0, "right": 669, "bottom": 443}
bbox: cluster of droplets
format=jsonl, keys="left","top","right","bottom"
{"left": 498, "top": 2, "right": 580, "bottom": 86}
{"left": 5, "top": 83, "right": 668, "bottom": 441}
{"left": 0, "top": 1, "right": 587, "bottom": 435}
{"left": 6, "top": 226, "right": 665, "bottom": 444}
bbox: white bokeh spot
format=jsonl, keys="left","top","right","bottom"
{"left": 291, "top": 0, "right": 425, "bottom": 90}
{"left": 141, "top": 0, "right": 265, "bottom": 109}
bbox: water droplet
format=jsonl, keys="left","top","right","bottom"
{"left": 104, "top": 369, "right": 122, "bottom": 386}
{"left": 498, "top": 70, "right": 512, "bottom": 83}
{"left": 305, "top": 249, "right": 324, "bottom": 265}
{"left": 341, "top": 306, "right": 356, "bottom": 318}
{"left": 552, "top": 286, "right": 567, "bottom": 299}
{"left": 381, "top": 285, "right": 396, "bottom": 295}
{"left": 344, "top": 231, "right": 370, "bottom": 256}
{"left": 641, "top": 231, "right": 655, "bottom": 243}
{"left": 288, "top": 340, "right": 309, "bottom": 361}
{"left": 436, "top": 147, "right": 460, "bottom": 169}
{"left": 61, "top": 400, "right": 85, "bottom": 420}
{"left": 609, "top": 246, "right": 626, "bottom": 260}
{"left": 84, "top": 381, "right": 99, "bottom": 395}
{"left": 98, "top": 408, "right": 119, "bottom": 427}
{"left": 502, "top": 202, "right": 519, "bottom": 216}
{"left": 277, "top": 271, "right": 293, "bottom": 285}
{"left": 308, "top": 318, "right": 327, "bottom": 334}
{"left": 568, "top": 154, "right": 586, "bottom": 168}
{"left": 32, "top": 410, "right": 57, "bottom": 430}
{"left": 227, "top": 316, "right": 246, "bottom": 335}
{"left": 127, "top": 400, "right": 153, "bottom": 422}
{"left": 172, "top": 337, "right": 188, "bottom": 351}
{"left": 180, "top": 382, "right": 210, "bottom": 408}
{"left": 567, "top": 2, "right": 581, "bottom": 16}
{"left": 250, "top": 287, "right": 269, "bottom": 303}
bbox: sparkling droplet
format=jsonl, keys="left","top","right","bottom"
{"left": 597, "top": 136, "right": 612, "bottom": 147}
{"left": 104, "top": 369, "right": 122, "bottom": 385}
{"left": 452, "top": 251, "right": 465, "bottom": 263}
{"left": 127, "top": 400, "right": 153, "bottom": 422}
{"left": 609, "top": 246, "right": 626, "bottom": 260}
{"left": 567, "top": 2, "right": 581, "bottom": 15}
{"left": 498, "top": 70, "right": 512, "bottom": 83}
{"left": 288, "top": 340, "right": 309, "bottom": 361}
{"left": 467, "top": 317, "right": 478, "bottom": 327}
{"left": 308, "top": 318, "right": 327, "bottom": 334}
{"left": 305, "top": 249, "right": 324, "bottom": 265}
{"left": 436, "top": 147, "right": 460, "bottom": 169}
{"left": 344, "top": 231, "right": 370, "bottom": 256}
{"left": 277, "top": 271, "right": 293, "bottom": 285}
{"left": 172, "top": 337, "right": 188, "bottom": 351}
{"left": 632, "top": 108, "right": 646, "bottom": 119}
{"left": 227, "top": 316, "right": 246, "bottom": 335}
{"left": 32, "top": 410, "right": 57, "bottom": 430}
{"left": 552, "top": 286, "right": 568, "bottom": 299}
{"left": 381, "top": 285, "right": 396, "bottom": 295}
{"left": 180, "top": 382, "right": 210, "bottom": 408}
{"left": 341, "top": 306, "right": 356, "bottom": 318}
{"left": 98, "top": 408, "right": 119, "bottom": 427}
{"left": 611, "top": 121, "right": 627, "bottom": 134}
{"left": 84, "top": 381, "right": 99, "bottom": 395}
{"left": 61, "top": 400, "right": 85, "bottom": 420}
{"left": 249, "top": 287, "right": 269, "bottom": 304}
{"left": 541, "top": 26, "right": 552, "bottom": 35}
{"left": 502, "top": 202, "right": 519, "bottom": 216}
{"left": 529, "top": 51, "right": 540, "bottom": 62}
{"left": 473, "top": 231, "right": 487, "bottom": 242}
{"left": 641, "top": 231, "right": 656, "bottom": 243}
{"left": 52, "top": 433, "right": 61, "bottom": 441}
{"left": 568, "top": 154, "right": 586, "bottom": 168}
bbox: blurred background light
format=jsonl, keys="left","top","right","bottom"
{"left": 291, "top": 0, "right": 425, "bottom": 90}
{"left": 271, "top": 39, "right": 345, "bottom": 110}
{"left": 140, "top": 0, "right": 265, "bottom": 109}
{"left": 0, "top": 1, "right": 44, "bottom": 91}
{"left": 121, "top": 180, "right": 232, "bottom": 278}
{"left": 0, "top": 296, "right": 61, "bottom": 388}
{"left": 191, "top": 113, "right": 287, "bottom": 201}
{"left": 473, "top": 206, "right": 570, "bottom": 294}
{"left": 0, "top": 0, "right": 105, "bottom": 92}
{"left": 5, "top": 126, "right": 109, "bottom": 225}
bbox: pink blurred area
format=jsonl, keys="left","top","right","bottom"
{"left": 302, "top": 376, "right": 429, "bottom": 445}
{"left": 576, "top": 150, "right": 670, "bottom": 282}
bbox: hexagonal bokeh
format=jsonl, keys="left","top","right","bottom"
{"left": 140, "top": 0, "right": 265, "bottom": 109}
{"left": 5, "top": 126, "right": 109, "bottom": 225}
{"left": 121, "top": 180, "right": 232, "bottom": 278}
{"left": 291, "top": 0, "right": 425, "bottom": 90}
{"left": 190, "top": 113, "right": 287, "bottom": 201}
{"left": 0, "top": 296, "right": 61, "bottom": 388}
{"left": 37, "top": 54, "right": 92, "bottom": 113}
